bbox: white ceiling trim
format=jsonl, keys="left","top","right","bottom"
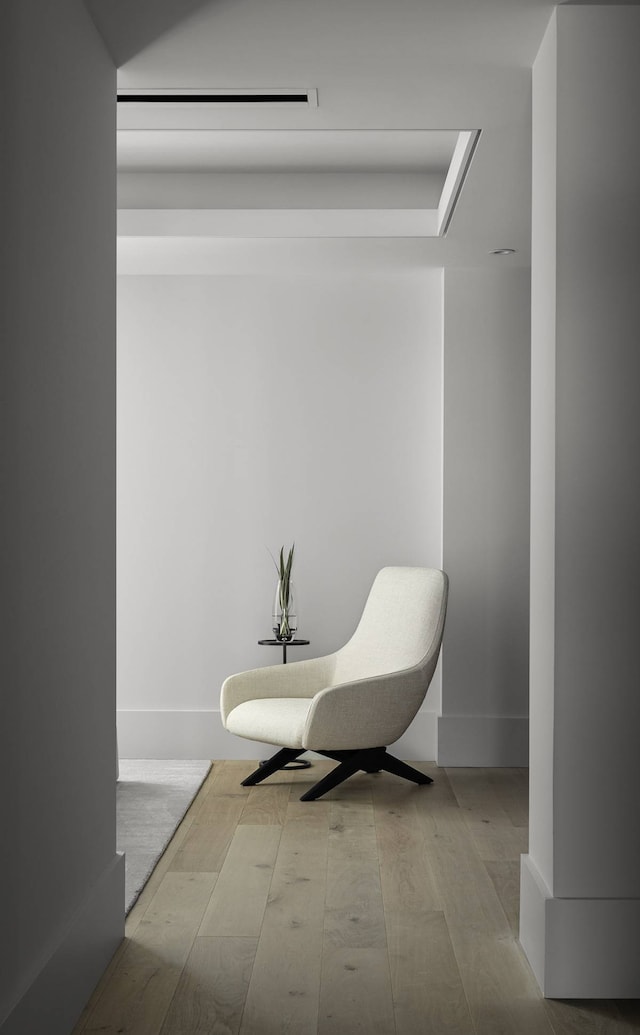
{"left": 117, "top": 236, "right": 436, "bottom": 275}
{"left": 117, "top": 207, "right": 440, "bottom": 238}
{"left": 116, "top": 128, "right": 459, "bottom": 173}
{"left": 437, "top": 130, "right": 481, "bottom": 235}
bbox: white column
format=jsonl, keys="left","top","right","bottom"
{"left": 521, "top": 5, "right": 640, "bottom": 998}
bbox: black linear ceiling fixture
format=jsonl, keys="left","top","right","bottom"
{"left": 117, "top": 92, "right": 310, "bottom": 104}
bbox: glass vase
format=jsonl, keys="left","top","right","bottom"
{"left": 273, "top": 580, "right": 298, "bottom": 642}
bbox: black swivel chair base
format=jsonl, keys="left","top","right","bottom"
{"left": 241, "top": 746, "right": 433, "bottom": 802}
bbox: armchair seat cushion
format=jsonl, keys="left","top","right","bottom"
{"left": 225, "top": 698, "right": 312, "bottom": 750}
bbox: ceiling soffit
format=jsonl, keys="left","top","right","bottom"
{"left": 118, "top": 124, "right": 480, "bottom": 240}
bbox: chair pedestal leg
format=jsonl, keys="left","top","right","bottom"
{"left": 242, "top": 748, "right": 304, "bottom": 786}
{"left": 242, "top": 746, "right": 433, "bottom": 799}
{"left": 298, "top": 747, "right": 433, "bottom": 800}
{"left": 379, "top": 752, "right": 433, "bottom": 785}
{"left": 299, "top": 752, "right": 367, "bottom": 801}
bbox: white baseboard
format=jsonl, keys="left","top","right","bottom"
{"left": 119, "top": 709, "right": 527, "bottom": 767}
{"left": 437, "top": 714, "right": 529, "bottom": 766}
{"left": 519, "top": 852, "right": 550, "bottom": 993}
{"left": 117, "top": 708, "right": 438, "bottom": 761}
{"left": 117, "top": 709, "right": 265, "bottom": 759}
{"left": 1, "top": 853, "right": 125, "bottom": 1035}
{"left": 520, "top": 854, "right": 640, "bottom": 998}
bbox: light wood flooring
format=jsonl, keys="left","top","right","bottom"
{"left": 74, "top": 761, "right": 640, "bottom": 1035}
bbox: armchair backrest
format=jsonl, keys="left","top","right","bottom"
{"left": 332, "top": 566, "right": 448, "bottom": 685}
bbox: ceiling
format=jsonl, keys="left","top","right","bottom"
{"left": 116, "top": 0, "right": 555, "bottom": 273}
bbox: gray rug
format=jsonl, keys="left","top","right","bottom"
{"left": 117, "top": 759, "right": 212, "bottom": 913}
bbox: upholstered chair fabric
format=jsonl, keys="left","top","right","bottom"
{"left": 222, "top": 567, "right": 448, "bottom": 753}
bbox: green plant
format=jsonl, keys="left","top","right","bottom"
{"left": 272, "top": 543, "right": 295, "bottom": 640}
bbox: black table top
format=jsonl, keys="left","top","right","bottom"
{"left": 258, "top": 638, "right": 310, "bottom": 646}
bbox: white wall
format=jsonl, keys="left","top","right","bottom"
{"left": 117, "top": 272, "right": 443, "bottom": 758}
{"left": 439, "top": 267, "right": 531, "bottom": 765}
{"left": 0, "top": 2, "right": 123, "bottom": 1033}
{"left": 521, "top": 4, "right": 640, "bottom": 998}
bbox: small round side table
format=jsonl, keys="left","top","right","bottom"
{"left": 257, "top": 637, "right": 310, "bottom": 665}
{"left": 257, "top": 637, "right": 312, "bottom": 769}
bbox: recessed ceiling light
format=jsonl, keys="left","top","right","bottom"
{"left": 491, "top": 248, "right": 516, "bottom": 256}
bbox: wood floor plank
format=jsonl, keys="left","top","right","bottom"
{"left": 169, "top": 794, "right": 246, "bottom": 873}
{"left": 239, "top": 782, "right": 291, "bottom": 825}
{"left": 331, "top": 772, "right": 380, "bottom": 801}
{"left": 181, "top": 762, "right": 220, "bottom": 816}
{"left": 324, "top": 798, "right": 387, "bottom": 949}
{"left": 485, "top": 859, "right": 521, "bottom": 936}
{"left": 239, "top": 803, "right": 330, "bottom": 1035}
{"left": 160, "top": 936, "right": 258, "bottom": 1035}
{"left": 203, "top": 760, "right": 254, "bottom": 799}
{"left": 387, "top": 911, "right": 475, "bottom": 1035}
{"left": 318, "top": 948, "right": 396, "bottom": 1035}
{"left": 82, "top": 872, "right": 218, "bottom": 1035}
{"left": 446, "top": 930, "right": 556, "bottom": 1035}
{"left": 168, "top": 760, "right": 254, "bottom": 873}
{"left": 372, "top": 777, "right": 442, "bottom": 914}
{"left": 284, "top": 760, "right": 333, "bottom": 784}
{"left": 420, "top": 811, "right": 512, "bottom": 940}
{"left": 199, "top": 824, "right": 281, "bottom": 937}
{"left": 470, "top": 822, "right": 528, "bottom": 862}
{"left": 488, "top": 767, "right": 530, "bottom": 828}
{"left": 446, "top": 767, "right": 518, "bottom": 828}
{"left": 414, "top": 764, "right": 462, "bottom": 828}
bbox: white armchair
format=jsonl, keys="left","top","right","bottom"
{"left": 221, "top": 566, "right": 448, "bottom": 801}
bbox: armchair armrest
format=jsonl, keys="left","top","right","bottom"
{"left": 221, "top": 653, "right": 337, "bottom": 724}
{"left": 302, "top": 663, "right": 429, "bottom": 751}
